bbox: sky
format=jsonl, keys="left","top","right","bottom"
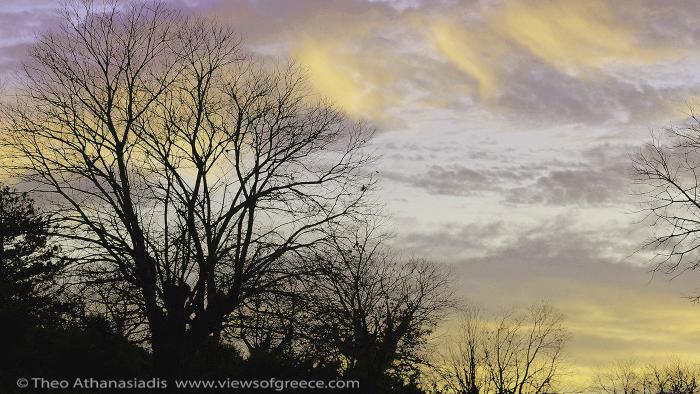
{"left": 5, "top": 0, "right": 700, "bottom": 387}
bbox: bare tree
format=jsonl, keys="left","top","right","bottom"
{"left": 594, "top": 361, "right": 642, "bottom": 394}
{"left": 431, "top": 305, "right": 486, "bottom": 394}
{"left": 632, "top": 115, "right": 700, "bottom": 298}
{"left": 483, "top": 304, "right": 568, "bottom": 394}
{"left": 645, "top": 360, "right": 699, "bottom": 394}
{"left": 306, "top": 223, "right": 454, "bottom": 390}
{"left": 3, "top": 1, "right": 374, "bottom": 376}
{"left": 593, "top": 359, "right": 700, "bottom": 394}
{"left": 430, "top": 304, "right": 567, "bottom": 394}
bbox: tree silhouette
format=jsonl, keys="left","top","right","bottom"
{"left": 0, "top": 183, "right": 66, "bottom": 325}
{"left": 633, "top": 115, "right": 700, "bottom": 298}
{"left": 594, "top": 360, "right": 641, "bottom": 394}
{"left": 4, "top": 1, "right": 374, "bottom": 378}
{"left": 593, "top": 359, "right": 700, "bottom": 394}
{"left": 305, "top": 224, "right": 454, "bottom": 391}
{"left": 0, "top": 183, "right": 161, "bottom": 391}
{"left": 432, "top": 306, "right": 486, "bottom": 394}
{"left": 431, "top": 304, "right": 568, "bottom": 394}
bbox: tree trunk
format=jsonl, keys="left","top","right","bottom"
{"left": 151, "top": 320, "right": 188, "bottom": 379}
{"left": 149, "top": 298, "right": 190, "bottom": 379}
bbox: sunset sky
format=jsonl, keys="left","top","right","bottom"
{"left": 5, "top": 0, "right": 700, "bottom": 386}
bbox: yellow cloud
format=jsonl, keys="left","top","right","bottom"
{"left": 430, "top": 20, "right": 507, "bottom": 99}
{"left": 550, "top": 281, "right": 700, "bottom": 380}
{"left": 429, "top": 0, "right": 675, "bottom": 98}
{"left": 495, "top": 0, "right": 664, "bottom": 74}
{"left": 676, "top": 96, "right": 700, "bottom": 117}
{"left": 293, "top": 36, "right": 383, "bottom": 118}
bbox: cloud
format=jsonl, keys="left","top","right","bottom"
{"left": 428, "top": 0, "right": 676, "bottom": 90}
{"left": 176, "top": 0, "right": 693, "bottom": 125}
{"left": 0, "top": 0, "right": 694, "bottom": 126}
{"left": 430, "top": 19, "right": 506, "bottom": 99}
{"left": 383, "top": 164, "right": 495, "bottom": 196}
{"left": 496, "top": 61, "right": 683, "bottom": 125}
{"left": 381, "top": 143, "right": 632, "bottom": 206}
{"left": 505, "top": 167, "right": 626, "bottom": 205}
{"left": 193, "top": 0, "right": 411, "bottom": 120}
{"left": 503, "top": 143, "right": 632, "bottom": 206}
{"left": 0, "top": 4, "right": 60, "bottom": 82}
{"left": 492, "top": 0, "right": 668, "bottom": 74}
{"left": 424, "top": 0, "right": 685, "bottom": 125}
{"left": 293, "top": 34, "right": 399, "bottom": 119}
{"left": 391, "top": 220, "right": 509, "bottom": 261}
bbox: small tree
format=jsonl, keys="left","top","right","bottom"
{"left": 0, "top": 183, "right": 66, "bottom": 324}
{"left": 432, "top": 306, "right": 486, "bottom": 394}
{"left": 593, "top": 359, "right": 700, "bottom": 394}
{"left": 594, "top": 361, "right": 642, "bottom": 394}
{"left": 645, "top": 360, "right": 699, "bottom": 394}
{"left": 0, "top": 183, "right": 72, "bottom": 387}
{"left": 431, "top": 304, "right": 567, "bottom": 394}
{"left": 306, "top": 224, "right": 454, "bottom": 391}
{"left": 483, "top": 305, "right": 567, "bottom": 394}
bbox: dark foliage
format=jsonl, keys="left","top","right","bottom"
{"left": 0, "top": 184, "right": 67, "bottom": 325}
{"left": 0, "top": 184, "right": 150, "bottom": 390}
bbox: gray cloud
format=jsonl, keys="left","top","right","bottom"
{"left": 396, "top": 214, "right": 626, "bottom": 264}
{"left": 381, "top": 143, "right": 633, "bottom": 205}
{"left": 383, "top": 164, "right": 493, "bottom": 196}
{"left": 392, "top": 212, "right": 679, "bottom": 304}
{"left": 504, "top": 167, "right": 626, "bottom": 205}
{"left": 495, "top": 58, "right": 680, "bottom": 126}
